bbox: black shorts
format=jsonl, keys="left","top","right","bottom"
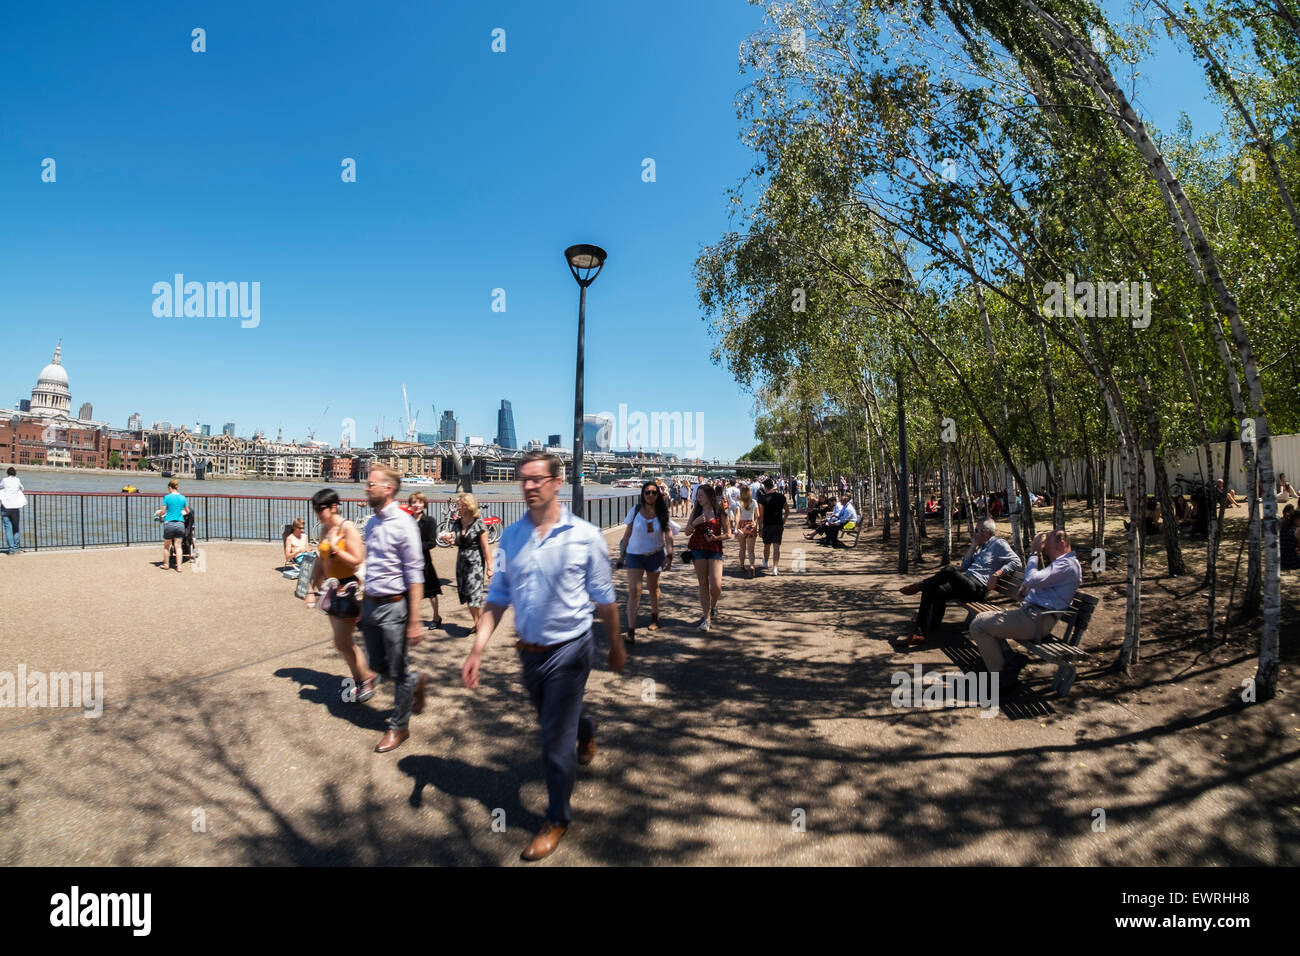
{"left": 761, "top": 524, "right": 783, "bottom": 544}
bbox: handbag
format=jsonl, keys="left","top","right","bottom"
{"left": 318, "top": 577, "right": 362, "bottom": 617}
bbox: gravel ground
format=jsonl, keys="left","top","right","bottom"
{"left": 0, "top": 514, "right": 1295, "bottom": 866}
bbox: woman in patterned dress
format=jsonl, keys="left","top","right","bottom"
{"left": 452, "top": 493, "right": 494, "bottom": 627}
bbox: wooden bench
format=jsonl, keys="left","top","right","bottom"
{"left": 959, "top": 570, "right": 1099, "bottom": 696}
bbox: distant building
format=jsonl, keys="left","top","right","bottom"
{"left": 547, "top": 434, "right": 561, "bottom": 447}
{"left": 222, "top": 422, "right": 236, "bottom": 437}
{"left": 18, "top": 400, "right": 30, "bottom": 413}
{"left": 79, "top": 402, "right": 93, "bottom": 420}
{"left": 583, "top": 414, "right": 613, "bottom": 453}
{"left": 153, "top": 421, "right": 174, "bottom": 433}
{"left": 466, "top": 436, "right": 484, "bottom": 447}
{"left": 128, "top": 412, "right": 142, "bottom": 431}
{"left": 495, "top": 399, "right": 517, "bottom": 451}
{"left": 200, "top": 424, "right": 211, "bottom": 436}
{"left": 525, "top": 438, "right": 542, "bottom": 451}
{"left": 439, "top": 410, "right": 458, "bottom": 443}
{"left": 417, "top": 431, "right": 439, "bottom": 445}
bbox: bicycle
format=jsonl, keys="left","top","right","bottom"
{"left": 436, "top": 502, "right": 503, "bottom": 547}
{"left": 1170, "top": 473, "right": 1214, "bottom": 497}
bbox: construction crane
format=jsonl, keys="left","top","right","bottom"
{"left": 306, "top": 405, "right": 330, "bottom": 442}
{"left": 402, "top": 384, "right": 419, "bottom": 441}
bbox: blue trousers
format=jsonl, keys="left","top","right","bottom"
{"left": 2, "top": 508, "right": 20, "bottom": 553}
{"left": 518, "top": 630, "right": 596, "bottom": 826}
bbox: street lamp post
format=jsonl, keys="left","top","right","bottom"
{"left": 564, "top": 243, "right": 607, "bottom": 517}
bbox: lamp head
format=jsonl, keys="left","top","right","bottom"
{"left": 565, "top": 244, "right": 607, "bottom": 287}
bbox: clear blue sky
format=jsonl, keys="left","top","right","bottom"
{"left": 0, "top": 1, "right": 1219, "bottom": 460}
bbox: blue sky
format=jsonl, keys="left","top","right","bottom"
{"left": 1, "top": 1, "right": 1220, "bottom": 460}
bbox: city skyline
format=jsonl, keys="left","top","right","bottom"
{"left": 2, "top": 3, "right": 1216, "bottom": 462}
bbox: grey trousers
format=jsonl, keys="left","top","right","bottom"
{"left": 970, "top": 604, "right": 1050, "bottom": 671}
{"left": 361, "top": 596, "right": 417, "bottom": 730}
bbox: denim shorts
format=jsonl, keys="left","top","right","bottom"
{"left": 690, "top": 549, "right": 723, "bottom": 561}
{"left": 163, "top": 521, "right": 186, "bottom": 540}
{"left": 625, "top": 550, "right": 665, "bottom": 572}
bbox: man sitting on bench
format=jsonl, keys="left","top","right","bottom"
{"left": 970, "top": 529, "right": 1082, "bottom": 689}
{"left": 805, "top": 495, "right": 845, "bottom": 540}
{"left": 823, "top": 494, "right": 858, "bottom": 547}
{"left": 897, "top": 518, "right": 1021, "bottom": 647}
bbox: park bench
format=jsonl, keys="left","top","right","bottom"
{"left": 958, "top": 569, "right": 1099, "bottom": 696}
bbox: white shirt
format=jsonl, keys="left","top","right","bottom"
{"left": 725, "top": 486, "right": 741, "bottom": 509}
{"left": 0, "top": 476, "right": 25, "bottom": 510}
{"left": 624, "top": 507, "right": 667, "bottom": 554}
{"left": 749, "top": 481, "right": 763, "bottom": 499}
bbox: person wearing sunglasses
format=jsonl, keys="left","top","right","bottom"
{"left": 306, "top": 488, "right": 378, "bottom": 705}
{"left": 616, "top": 480, "right": 674, "bottom": 643}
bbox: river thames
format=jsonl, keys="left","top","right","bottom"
{"left": 13, "top": 469, "right": 651, "bottom": 500}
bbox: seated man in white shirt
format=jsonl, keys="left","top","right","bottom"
{"left": 823, "top": 495, "right": 859, "bottom": 547}
{"left": 805, "top": 497, "right": 845, "bottom": 540}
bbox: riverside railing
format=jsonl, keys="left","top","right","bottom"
{"left": 19, "top": 492, "right": 642, "bottom": 551}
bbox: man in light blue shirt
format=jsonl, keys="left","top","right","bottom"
{"left": 898, "top": 518, "right": 1022, "bottom": 645}
{"left": 971, "top": 529, "right": 1082, "bottom": 687}
{"left": 462, "top": 451, "right": 624, "bottom": 861}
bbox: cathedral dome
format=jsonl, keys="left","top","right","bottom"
{"left": 31, "top": 342, "right": 72, "bottom": 416}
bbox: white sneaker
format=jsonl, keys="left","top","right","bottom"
{"left": 697, "top": 620, "right": 711, "bottom": 632}
{"left": 771, "top": 567, "right": 779, "bottom": 576}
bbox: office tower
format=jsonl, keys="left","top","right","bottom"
{"left": 547, "top": 434, "right": 561, "bottom": 447}
{"left": 79, "top": 402, "right": 93, "bottom": 420}
{"left": 128, "top": 412, "right": 142, "bottom": 431}
{"left": 495, "top": 399, "right": 517, "bottom": 450}
{"left": 200, "top": 424, "right": 211, "bottom": 436}
{"left": 439, "top": 410, "right": 458, "bottom": 443}
{"left": 222, "top": 422, "right": 236, "bottom": 436}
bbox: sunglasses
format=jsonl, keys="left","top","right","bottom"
{"left": 644, "top": 489, "right": 658, "bottom": 496}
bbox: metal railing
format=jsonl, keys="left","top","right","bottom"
{"left": 19, "top": 492, "right": 641, "bottom": 551}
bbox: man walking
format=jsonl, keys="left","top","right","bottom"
{"left": 361, "top": 466, "right": 427, "bottom": 753}
{"left": 970, "top": 529, "right": 1081, "bottom": 688}
{"left": 897, "top": 518, "right": 1021, "bottom": 646}
{"left": 462, "top": 451, "right": 625, "bottom": 861}
{"left": 758, "top": 477, "right": 788, "bottom": 574}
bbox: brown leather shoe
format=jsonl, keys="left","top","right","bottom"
{"left": 899, "top": 582, "right": 921, "bottom": 595}
{"left": 374, "top": 728, "right": 410, "bottom": 753}
{"left": 411, "top": 673, "right": 427, "bottom": 715}
{"left": 577, "top": 717, "right": 599, "bottom": 766}
{"left": 521, "top": 822, "right": 568, "bottom": 861}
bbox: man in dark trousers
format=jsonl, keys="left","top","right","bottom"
{"left": 897, "top": 518, "right": 1022, "bottom": 646}
{"left": 462, "top": 450, "right": 625, "bottom": 861}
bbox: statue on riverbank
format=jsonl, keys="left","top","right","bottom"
{"left": 432, "top": 442, "right": 502, "bottom": 495}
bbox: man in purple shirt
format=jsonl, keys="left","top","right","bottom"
{"left": 361, "top": 466, "right": 427, "bottom": 753}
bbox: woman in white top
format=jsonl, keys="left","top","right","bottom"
{"left": 735, "top": 483, "right": 760, "bottom": 577}
{"left": 616, "top": 481, "right": 674, "bottom": 644}
{"left": 1276, "top": 473, "right": 1297, "bottom": 503}
{"left": 1, "top": 466, "right": 26, "bottom": 555}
